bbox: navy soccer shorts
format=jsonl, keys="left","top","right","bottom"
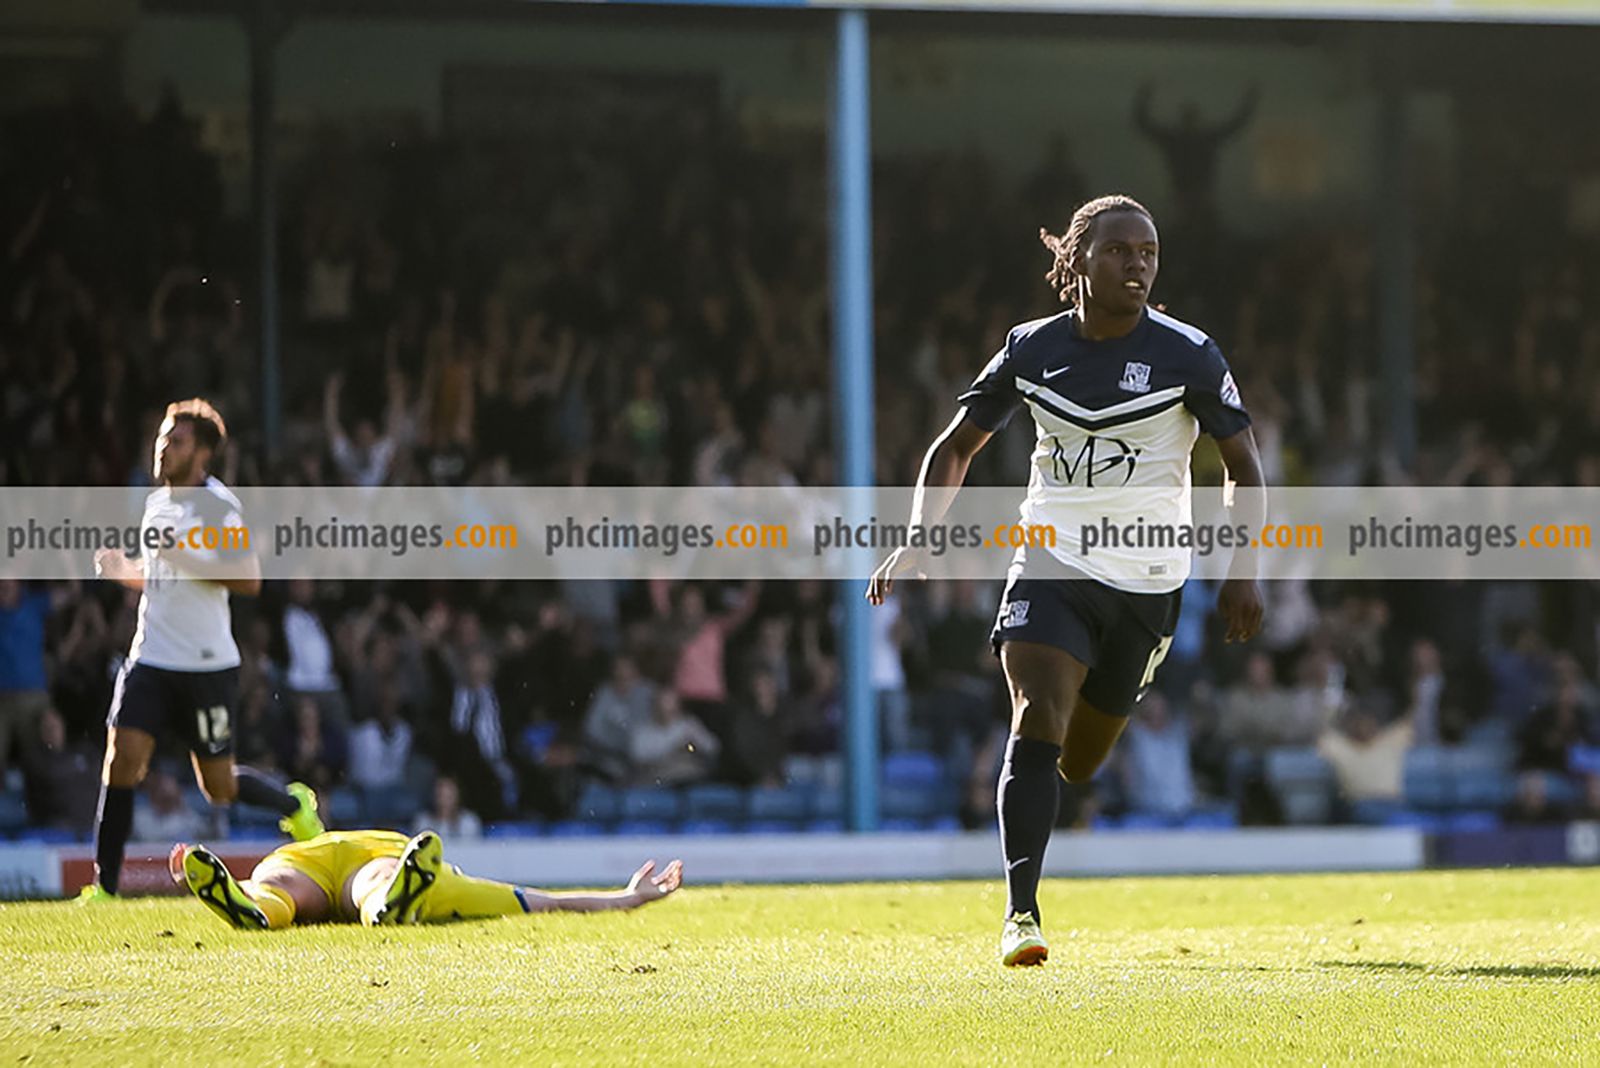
{"left": 989, "top": 562, "right": 1181, "bottom": 717}
{"left": 108, "top": 661, "right": 240, "bottom": 759}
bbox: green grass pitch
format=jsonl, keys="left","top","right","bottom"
{"left": 4, "top": 868, "right": 1598, "bottom": 1065}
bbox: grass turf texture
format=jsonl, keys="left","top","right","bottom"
{"left": 4, "top": 869, "right": 1598, "bottom": 1065}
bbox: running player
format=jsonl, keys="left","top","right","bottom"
{"left": 867, "top": 195, "right": 1265, "bottom": 966}
{"left": 81, "top": 399, "right": 322, "bottom": 903}
{"left": 171, "top": 830, "right": 684, "bottom": 929}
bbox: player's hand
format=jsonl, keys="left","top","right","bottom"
{"left": 865, "top": 547, "right": 925, "bottom": 606}
{"left": 94, "top": 547, "right": 138, "bottom": 583}
{"left": 627, "top": 859, "right": 683, "bottom": 906}
{"left": 1218, "top": 577, "right": 1264, "bottom": 643}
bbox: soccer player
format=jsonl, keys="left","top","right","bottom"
{"left": 80, "top": 399, "right": 323, "bottom": 902}
{"left": 866, "top": 195, "right": 1265, "bottom": 966}
{"left": 170, "top": 830, "right": 685, "bottom": 929}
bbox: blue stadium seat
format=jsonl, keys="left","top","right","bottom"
{"left": 361, "top": 784, "right": 421, "bottom": 829}
{"left": 572, "top": 783, "right": 622, "bottom": 822}
{"left": 1375, "top": 807, "right": 1439, "bottom": 831}
{"left": 1264, "top": 747, "right": 1334, "bottom": 825}
{"left": 1465, "top": 719, "right": 1514, "bottom": 747}
{"left": 880, "top": 818, "right": 924, "bottom": 832}
{"left": 812, "top": 756, "right": 845, "bottom": 793}
{"left": 1570, "top": 745, "right": 1600, "bottom": 776}
{"left": 324, "top": 787, "right": 364, "bottom": 827}
{"left": 783, "top": 755, "right": 823, "bottom": 785}
{"left": 1183, "top": 807, "right": 1240, "bottom": 830}
{"left": 808, "top": 787, "right": 845, "bottom": 821}
{"left": 881, "top": 785, "right": 942, "bottom": 821}
{"left": 0, "top": 790, "right": 29, "bottom": 835}
{"left": 620, "top": 788, "right": 683, "bottom": 822}
{"left": 748, "top": 785, "right": 809, "bottom": 822}
{"left": 1542, "top": 772, "right": 1581, "bottom": 809}
{"left": 16, "top": 827, "right": 80, "bottom": 844}
{"left": 231, "top": 805, "right": 283, "bottom": 831}
{"left": 744, "top": 819, "right": 802, "bottom": 834}
{"left": 1119, "top": 812, "right": 1177, "bottom": 830}
{"left": 1402, "top": 745, "right": 1515, "bottom": 810}
{"left": 679, "top": 819, "right": 737, "bottom": 836}
{"left": 614, "top": 819, "right": 674, "bottom": 836}
{"left": 1444, "top": 810, "right": 1502, "bottom": 833}
{"left": 924, "top": 815, "right": 961, "bottom": 832}
{"left": 804, "top": 818, "right": 845, "bottom": 833}
{"left": 684, "top": 784, "right": 745, "bottom": 822}
{"left": 1453, "top": 769, "right": 1516, "bottom": 810}
{"left": 882, "top": 751, "right": 945, "bottom": 790}
{"left": 485, "top": 821, "right": 544, "bottom": 839}
{"left": 182, "top": 787, "right": 211, "bottom": 816}
{"left": 227, "top": 825, "right": 282, "bottom": 842}
{"left": 546, "top": 820, "right": 605, "bottom": 837}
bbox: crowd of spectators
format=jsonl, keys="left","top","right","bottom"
{"left": 2, "top": 80, "right": 1599, "bottom": 841}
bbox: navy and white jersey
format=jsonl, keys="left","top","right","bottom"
{"left": 959, "top": 307, "right": 1250, "bottom": 593}
{"left": 128, "top": 476, "right": 245, "bottom": 671}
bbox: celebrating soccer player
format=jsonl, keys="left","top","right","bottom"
{"left": 81, "top": 399, "right": 323, "bottom": 903}
{"left": 867, "top": 195, "right": 1265, "bottom": 966}
{"left": 171, "top": 830, "right": 685, "bottom": 929}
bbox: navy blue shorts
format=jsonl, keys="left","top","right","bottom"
{"left": 989, "top": 564, "right": 1181, "bottom": 717}
{"left": 108, "top": 661, "right": 239, "bottom": 759}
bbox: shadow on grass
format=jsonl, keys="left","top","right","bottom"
{"left": 1319, "top": 960, "right": 1600, "bottom": 980}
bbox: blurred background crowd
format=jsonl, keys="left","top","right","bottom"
{"left": 3, "top": 7, "right": 1599, "bottom": 843}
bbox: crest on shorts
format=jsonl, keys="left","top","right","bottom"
{"left": 1000, "top": 599, "right": 1030, "bottom": 629}
{"left": 1119, "top": 361, "right": 1152, "bottom": 394}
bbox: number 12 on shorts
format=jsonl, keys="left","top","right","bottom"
{"left": 1138, "top": 636, "right": 1174, "bottom": 695}
{"left": 195, "top": 704, "right": 231, "bottom": 746}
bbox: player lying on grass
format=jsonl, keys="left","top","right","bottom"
{"left": 168, "top": 829, "right": 684, "bottom": 930}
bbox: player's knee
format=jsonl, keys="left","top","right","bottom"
{"left": 199, "top": 776, "right": 238, "bottom": 805}
{"left": 1011, "top": 696, "right": 1071, "bottom": 745}
{"left": 104, "top": 748, "right": 150, "bottom": 788}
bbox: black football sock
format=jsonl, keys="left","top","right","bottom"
{"left": 997, "top": 734, "right": 1062, "bottom": 925}
{"left": 233, "top": 766, "right": 300, "bottom": 816}
{"left": 93, "top": 784, "right": 135, "bottom": 895}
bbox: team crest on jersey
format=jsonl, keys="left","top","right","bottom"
{"left": 1119, "top": 361, "right": 1152, "bottom": 394}
{"left": 1000, "top": 599, "right": 1030, "bottom": 629}
{"left": 1220, "top": 370, "right": 1244, "bottom": 411}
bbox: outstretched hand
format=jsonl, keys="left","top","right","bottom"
{"left": 865, "top": 547, "right": 926, "bottom": 606}
{"left": 1218, "top": 577, "right": 1264, "bottom": 643}
{"left": 627, "top": 859, "right": 684, "bottom": 905}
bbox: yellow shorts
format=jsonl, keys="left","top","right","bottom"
{"left": 251, "top": 830, "right": 412, "bottom": 909}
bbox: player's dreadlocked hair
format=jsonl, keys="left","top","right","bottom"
{"left": 1039, "top": 194, "right": 1154, "bottom": 305}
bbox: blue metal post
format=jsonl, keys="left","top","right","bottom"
{"left": 1376, "top": 77, "right": 1415, "bottom": 470}
{"left": 250, "top": 0, "right": 283, "bottom": 464}
{"left": 831, "top": 8, "right": 878, "bottom": 832}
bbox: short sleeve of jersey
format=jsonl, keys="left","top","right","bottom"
{"left": 1183, "top": 340, "right": 1251, "bottom": 440}
{"left": 186, "top": 487, "right": 249, "bottom": 561}
{"left": 956, "top": 340, "right": 1023, "bottom": 432}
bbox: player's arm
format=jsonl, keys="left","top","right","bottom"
{"left": 1214, "top": 428, "right": 1266, "bottom": 643}
{"left": 160, "top": 548, "right": 262, "bottom": 597}
{"left": 515, "top": 859, "right": 684, "bottom": 914}
{"left": 865, "top": 413, "right": 992, "bottom": 605}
